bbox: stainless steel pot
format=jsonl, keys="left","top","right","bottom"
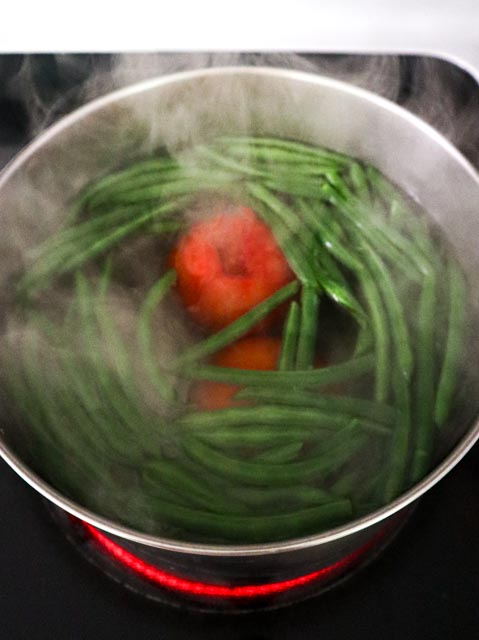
{"left": 0, "top": 67, "right": 478, "bottom": 611}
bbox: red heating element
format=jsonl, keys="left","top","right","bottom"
{"left": 82, "top": 522, "right": 379, "bottom": 599}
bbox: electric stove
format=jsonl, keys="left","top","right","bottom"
{"left": 0, "top": 53, "right": 478, "bottom": 638}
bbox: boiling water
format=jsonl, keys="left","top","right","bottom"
{"left": 0, "top": 135, "right": 475, "bottom": 545}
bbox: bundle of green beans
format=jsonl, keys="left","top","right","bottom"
{"left": 1, "top": 136, "right": 468, "bottom": 544}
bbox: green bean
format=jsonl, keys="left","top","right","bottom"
{"left": 349, "top": 162, "right": 371, "bottom": 203}
{"left": 73, "top": 273, "right": 159, "bottom": 451}
{"left": 80, "top": 156, "right": 179, "bottom": 199}
{"left": 295, "top": 199, "right": 366, "bottom": 321}
{"left": 255, "top": 441, "right": 304, "bottom": 463}
{"left": 55, "top": 351, "right": 147, "bottom": 460}
{"left": 176, "top": 404, "right": 356, "bottom": 431}
{"left": 383, "top": 369, "right": 412, "bottom": 502}
{"left": 192, "top": 424, "right": 329, "bottom": 448}
{"left": 367, "top": 177, "right": 435, "bottom": 271}
{"left": 265, "top": 164, "right": 341, "bottom": 179}
{"left": 183, "top": 353, "right": 374, "bottom": 389}
{"left": 315, "top": 243, "right": 366, "bottom": 321}
{"left": 357, "top": 242, "right": 414, "bottom": 499}
{"left": 85, "top": 169, "right": 184, "bottom": 210}
{"left": 88, "top": 172, "right": 235, "bottom": 207}
{"left": 296, "top": 285, "right": 320, "bottom": 370}
{"left": 175, "top": 402, "right": 389, "bottom": 435}
{"left": 139, "top": 481, "right": 198, "bottom": 511}
{"left": 95, "top": 267, "right": 135, "bottom": 388}
{"left": 359, "top": 267, "right": 390, "bottom": 402}
{"left": 323, "top": 183, "right": 428, "bottom": 282}
{"left": 147, "top": 496, "right": 353, "bottom": 542}
{"left": 61, "top": 213, "right": 180, "bottom": 270}
{"left": 18, "top": 201, "right": 182, "bottom": 295}
{"left": 227, "top": 485, "right": 337, "bottom": 512}
{"left": 97, "top": 256, "right": 114, "bottom": 298}
{"left": 19, "top": 332, "right": 109, "bottom": 471}
{"left": 235, "top": 387, "right": 397, "bottom": 426}
{"left": 366, "top": 166, "right": 436, "bottom": 260}
{"left": 354, "top": 323, "right": 374, "bottom": 357}
{"left": 89, "top": 342, "right": 141, "bottom": 427}
{"left": 328, "top": 470, "right": 360, "bottom": 498}
{"left": 90, "top": 296, "right": 167, "bottom": 447}
{"left": 247, "top": 184, "right": 318, "bottom": 285}
{"left": 278, "top": 301, "right": 300, "bottom": 370}
{"left": 27, "top": 205, "right": 145, "bottom": 261}
{"left": 359, "top": 240, "right": 413, "bottom": 382}
{"left": 434, "top": 258, "right": 467, "bottom": 426}
{"left": 323, "top": 170, "right": 351, "bottom": 198}
{"left": 137, "top": 270, "right": 178, "bottom": 403}
{"left": 142, "top": 458, "right": 248, "bottom": 515}
{"left": 246, "top": 183, "right": 314, "bottom": 251}
{"left": 3, "top": 337, "right": 68, "bottom": 452}
{"left": 262, "top": 176, "right": 331, "bottom": 199}
{"left": 313, "top": 209, "right": 364, "bottom": 273}
{"left": 182, "top": 424, "right": 366, "bottom": 486}
{"left": 174, "top": 280, "right": 300, "bottom": 367}
{"left": 410, "top": 273, "right": 437, "bottom": 483}
{"left": 192, "top": 145, "right": 267, "bottom": 177}
{"left": 60, "top": 288, "right": 80, "bottom": 335}
{"left": 217, "top": 136, "right": 351, "bottom": 165}
{"left": 60, "top": 357, "right": 167, "bottom": 463}
{"left": 41, "top": 198, "right": 178, "bottom": 259}
{"left": 350, "top": 475, "right": 384, "bottom": 514}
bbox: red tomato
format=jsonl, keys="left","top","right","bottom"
{"left": 170, "top": 207, "right": 294, "bottom": 331}
{"left": 189, "top": 381, "right": 240, "bottom": 411}
{"left": 190, "top": 336, "right": 282, "bottom": 411}
{"left": 212, "top": 336, "right": 282, "bottom": 370}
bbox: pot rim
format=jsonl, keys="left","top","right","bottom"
{"left": 1, "top": 65, "right": 478, "bottom": 557}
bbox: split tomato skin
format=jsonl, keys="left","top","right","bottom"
{"left": 190, "top": 336, "right": 282, "bottom": 411}
{"left": 170, "top": 207, "right": 294, "bottom": 331}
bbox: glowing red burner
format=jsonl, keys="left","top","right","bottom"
{"left": 82, "top": 522, "right": 379, "bottom": 600}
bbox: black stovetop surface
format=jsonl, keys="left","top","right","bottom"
{"left": 0, "top": 54, "right": 478, "bottom": 640}
{"left": 1, "top": 447, "right": 477, "bottom": 639}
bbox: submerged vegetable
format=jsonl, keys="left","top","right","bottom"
{"left": 190, "top": 336, "right": 282, "bottom": 410}
{"left": 169, "top": 206, "right": 294, "bottom": 331}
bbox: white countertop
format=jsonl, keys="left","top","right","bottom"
{"left": 1, "top": 1, "right": 478, "bottom": 81}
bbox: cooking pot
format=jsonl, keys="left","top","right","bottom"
{"left": 0, "top": 67, "right": 478, "bottom": 611}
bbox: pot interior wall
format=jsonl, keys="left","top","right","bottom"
{"left": 2, "top": 71, "right": 478, "bottom": 263}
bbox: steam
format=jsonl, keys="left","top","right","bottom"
{"left": 8, "top": 53, "right": 405, "bottom": 134}
{"left": 3, "top": 53, "right": 476, "bottom": 200}
{"left": 7, "top": 52, "right": 478, "bottom": 161}
{"left": 0, "top": 52, "right": 478, "bottom": 540}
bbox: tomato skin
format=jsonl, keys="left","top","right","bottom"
{"left": 170, "top": 207, "right": 294, "bottom": 331}
{"left": 191, "top": 337, "right": 282, "bottom": 411}
{"left": 212, "top": 336, "right": 282, "bottom": 370}
{"left": 189, "top": 381, "right": 241, "bottom": 411}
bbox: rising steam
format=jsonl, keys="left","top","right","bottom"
{"left": 7, "top": 53, "right": 479, "bottom": 164}
{"left": 0, "top": 52, "right": 478, "bottom": 542}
